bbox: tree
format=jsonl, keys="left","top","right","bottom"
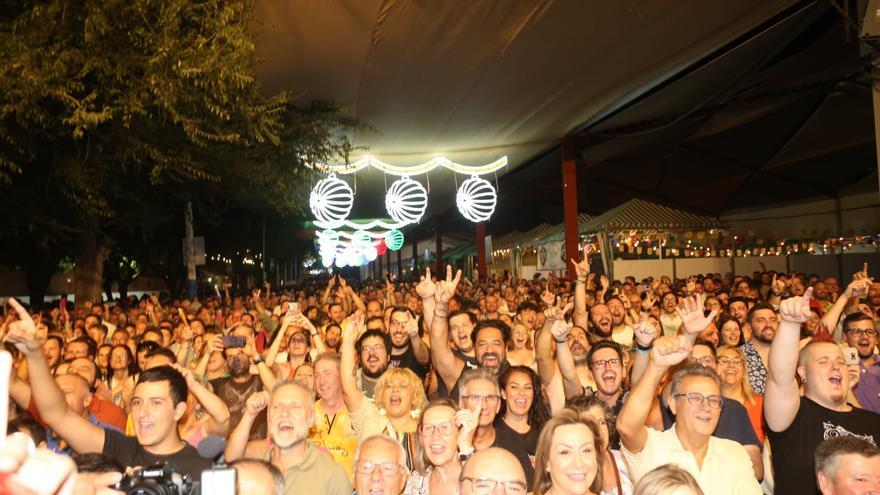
{"left": 0, "top": 0, "right": 363, "bottom": 306}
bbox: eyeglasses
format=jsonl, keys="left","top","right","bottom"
{"left": 355, "top": 460, "right": 401, "bottom": 477}
{"left": 591, "top": 358, "right": 620, "bottom": 369}
{"left": 673, "top": 392, "right": 723, "bottom": 409}
{"left": 689, "top": 356, "right": 716, "bottom": 366}
{"left": 462, "top": 395, "right": 500, "bottom": 405}
{"left": 289, "top": 336, "right": 308, "bottom": 344}
{"left": 418, "top": 422, "right": 456, "bottom": 437}
{"left": 361, "top": 344, "right": 386, "bottom": 354}
{"left": 717, "top": 357, "right": 744, "bottom": 366}
{"left": 846, "top": 328, "right": 877, "bottom": 337}
{"left": 461, "top": 477, "right": 527, "bottom": 495}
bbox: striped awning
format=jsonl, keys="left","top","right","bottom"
{"left": 580, "top": 198, "right": 725, "bottom": 233}
{"left": 534, "top": 213, "right": 595, "bottom": 244}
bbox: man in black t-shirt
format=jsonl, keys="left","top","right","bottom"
{"left": 5, "top": 300, "right": 209, "bottom": 480}
{"left": 766, "top": 289, "right": 880, "bottom": 495}
{"left": 387, "top": 306, "right": 429, "bottom": 379}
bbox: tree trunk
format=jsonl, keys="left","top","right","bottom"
{"left": 25, "top": 247, "right": 59, "bottom": 310}
{"left": 74, "top": 231, "right": 110, "bottom": 308}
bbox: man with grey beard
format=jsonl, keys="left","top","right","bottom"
{"left": 225, "top": 381, "right": 351, "bottom": 495}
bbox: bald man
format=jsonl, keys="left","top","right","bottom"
{"left": 459, "top": 448, "right": 527, "bottom": 495}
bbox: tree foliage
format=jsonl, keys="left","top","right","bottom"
{"left": 0, "top": 0, "right": 364, "bottom": 303}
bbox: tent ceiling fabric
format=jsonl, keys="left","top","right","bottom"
{"left": 579, "top": 198, "right": 724, "bottom": 233}
{"left": 253, "top": 0, "right": 800, "bottom": 223}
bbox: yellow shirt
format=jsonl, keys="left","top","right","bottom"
{"left": 309, "top": 400, "right": 357, "bottom": 481}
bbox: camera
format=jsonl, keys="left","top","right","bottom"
{"left": 115, "top": 463, "right": 195, "bottom": 495}
{"left": 115, "top": 462, "right": 237, "bottom": 495}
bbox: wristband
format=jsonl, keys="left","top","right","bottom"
{"left": 634, "top": 342, "right": 652, "bottom": 352}
{"left": 575, "top": 279, "right": 586, "bottom": 284}
{"left": 433, "top": 309, "right": 448, "bottom": 318}
{"left": 554, "top": 337, "right": 568, "bottom": 344}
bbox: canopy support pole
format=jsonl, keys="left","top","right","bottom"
{"left": 477, "top": 222, "right": 487, "bottom": 279}
{"left": 562, "top": 137, "right": 580, "bottom": 280}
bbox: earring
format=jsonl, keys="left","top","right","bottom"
{"left": 410, "top": 408, "right": 421, "bottom": 419}
{"left": 378, "top": 408, "right": 387, "bottom": 417}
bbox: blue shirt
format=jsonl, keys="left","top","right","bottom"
{"left": 46, "top": 412, "right": 120, "bottom": 455}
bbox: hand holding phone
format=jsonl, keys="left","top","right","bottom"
{"left": 221, "top": 335, "right": 246, "bottom": 348}
{"left": 844, "top": 346, "right": 860, "bottom": 366}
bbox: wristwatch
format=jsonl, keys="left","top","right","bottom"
{"left": 252, "top": 355, "right": 264, "bottom": 365}
{"left": 634, "top": 341, "right": 652, "bottom": 352}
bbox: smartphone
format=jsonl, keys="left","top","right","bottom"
{"left": 286, "top": 302, "right": 299, "bottom": 318}
{"left": 201, "top": 466, "right": 236, "bottom": 495}
{"left": 844, "top": 346, "right": 860, "bottom": 366}
{"left": 637, "top": 284, "right": 649, "bottom": 293}
{"left": 221, "top": 335, "right": 245, "bottom": 348}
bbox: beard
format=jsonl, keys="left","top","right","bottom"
{"left": 228, "top": 357, "right": 248, "bottom": 376}
{"left": 592, "top": 322, "right": 612, "bottom": 338}
{"left": 363, "top": 362, "right": 388, "bottom": 379}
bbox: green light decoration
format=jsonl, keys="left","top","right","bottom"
{"left": 386, "top": 229, "right": 404, "bottom": 251}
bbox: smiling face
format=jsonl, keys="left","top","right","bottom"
{"left": 354, "top": 439, "right": 407, "bottom": 495}
{"left": 589, "top": 305, "right": 613, "bottom": 338}
{"left": 360, "top": 336, "right": 390, "bottom": 377}
{"left": 378, "top": 373, "right": 416, "bottom": 419}
{"left": 749, "top": 308, "right": 778, "bottom": 344}
{"left": 474, "top": 327, "right": 506, "bottom": 371}
{"left": 669, "top": 376, "right": 722, "bottom": 439}
{"left": 268, "top": 384, "right": 314, "bottom": 449}
{"left": 589, "top": 347, "right": 622, "bottom": 397}
{"left": 716, "top": 348, "right": 745, "bottom": 388}
{"left": 314, "top": 358, "right": 342, "bottom": 401}
{"left": 459, "top": 378, "right": 501, "bottom": 426}
{"left": 607, "top": 299, "right": 626, "bottom": 326}
{"left": 818, "top": 453, "right": 880, "bottom": 495}
{"left": 449, "top": 313, "right": 475, "bottom": 353}
{"left": 419, "top": 405, "right": 459, "bottom": 467}
{"left": 720, "top": 320, "right": 741, "bottom": 346}
{"left": 545, "top": 424, "right": 598, "bottom": 495}
{"left": 502, "top": 370, "right": 534, "bottom": 418}
{"left": 801, "top": 342, "right": 850, "bottom": 406}
{"left": 510, "top": 324, "right": 529, "bottom": 350}
{"left": 844, "top": 319, "right": 877, "bottom": 359}
{"left": 388, "top": 310, "right": 411, "bottom": 348}
{"left": 567, "top": 327, "right": 590, "bottom": 364}
{"left": 130, "top": 381, "right": 185, "bottom": 448}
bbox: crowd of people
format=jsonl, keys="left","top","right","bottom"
{"left": 0, "top": 256, "right": 879, "bottom": 495}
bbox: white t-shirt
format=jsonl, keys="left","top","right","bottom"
{"left": 621, "top": 425, "right": 761, "bottom": 495}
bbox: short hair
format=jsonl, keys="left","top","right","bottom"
{"left": 669, "top": 363, "right": 721, "bottom": 397}
{"left": 389, "top": 306, "right": 414, "bottom": 319}
{"left": 136, "top": 365, "right": 188, "bottom": 405}
{"left": 270, "top": 380, "right": 316, "bottom": 413}
{"left": 843, "top": 312, "right": 874, "bottom": 332}
{"left": 587, "top": 340, "right": 623, "bottom": 367}
{"left": 746, "top": 303, "right": 776, "bottom": 324}
{"left": 516, "top": 301, "right": 540, "bottom": 315}
{"left": 45, "top": 334, "right": 64, "bottom": 350}
{"left": 356, "top": 328, "right": 391, "bottom": 355}
{"left": 353, "top": 435, "right": 408, "bottom": 470}
{"left": 692, "top": 339, "right": 717, "bottom": 358}
{"left": 9, "top": 416, "right": 46, "bottom": 447}
{"left": 374, "top": 368, "right": 427, "bottom": 414}
{"left": 312, "top": 351, "right": 341, "bottom": 370}
{"left": 727, "top": 296, "right": 747, "bottom": 308}
{"left": 230, "top": 458, "right": 284, "bottom": 495}
{"left": 470, "top": 319, "right": 511, "bottom": 347}
{"left": 565, "top": 394, "right": 617, "bottom": 450}
{"left": 815, "top": 435, "right": 880, "bottom": 479}
{"left": 633, "top": 464, "right": 704, "bottom": 495}
{"left": 67, "top": 337, "right": 97, "bottom": 358}
{"left": 532, "top": 408, "right": 603, "bottom": 495}
{"left": 447, "top": 310, "right": 477, "bottom": 326}
{"left": 73, "top": 453, "right": 125, "bottom": 474}
{"left": 145, "top": 347, "right": 177, "bottom": 364}
{"left": 458, "top": 367, "right": 500, "bottom": 397}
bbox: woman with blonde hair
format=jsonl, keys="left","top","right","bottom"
{"left": 404, "top": 399, "right": 478, "bottom": 495}
{"left": 533, "top": 408, "right": 603, "bottom": 495}
{"left": 507, "top": 323, "right": 536, "bottom": 369}
{"left": 633, "top": 464, "right": 703, "bottom": 495}
{"left": 341, "top": 313, "right": 427, "bottom": 469}
{"left": 716, "top": 344, "right": 764, "bottom": 442}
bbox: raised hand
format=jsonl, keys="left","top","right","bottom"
{"left": 650, "top": 335, "right": 692, "bottom": 368}
{"left": 675, "top": 295, "right": 718, "bottom": 336}
{"left": 3, "top": 298, "right": 40, "bottom": 356}
{"left": 434, "top": 265, "right": 462, "bottom": 306}
{"left": 540, "top": 289, "right": 556, "bottom": 308}
{"left": 404, "top": 317, "right": 419, "bottom": 339}
{"left": 641, "top": 292, "right": 656, "bottom": 311}
{"left": 771, "top": 273, "right": 787, "bottom": 296}
{"left": 854, "top": 262, "right": 870, "bottom": 282}
{"left": 569, "top": 245, "right": 590, "bottom": 280}
{"left": 245, "top": 391, "right": 270, "bottom": 416}
{"left": 633, "top": 312, "right": 658, "bottom": 348}
{"left": 172, "top": 364, "right": 199, "bottom": 388}
{"left": 845, "top": 278, "right": 871, "bottom": 299}
{"left": 341, "top": 312, "right": 365, "bottom": 343}
{"left": 416, "top": 267, "right": 437, "bottom": 300}
{"left": 686, "top": 277, "right": 696, "bottom": 294}
{"left": 779, "top": 287, "right": 814, "bottom": 324}
{"left": 599, "top": 274, "right": 609, "bottom": 292}
{"left": 549, "top": 318, "right": 573, "bottom": 342}
{"left": 252, "top": 289, "right": 261, "bottom": 302}
{"left": 455, "top": 402, "right": 480, "bottom": 452}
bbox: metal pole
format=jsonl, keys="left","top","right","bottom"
{"left": 184, "top": 201, "right": 197, "bottom": 300}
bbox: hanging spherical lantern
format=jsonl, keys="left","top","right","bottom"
{"left": 309, "top": 174, "right": 354, "bottom": 225}
{"left": 456, "top": 176, "right": 497, "bottom": 222}
{"left": 364, "top": 245, "right": 378, "bottom": 261}
{"left": 353, "top": 230, "right": 371, "bottom": 248}
{"left": 376, "top": 239, "right": 387, "bottom": 256}
{"left": 385, "top": 229, "right": 405, "bottom": 251}
{"left": 385, "top": 177, "right": 428, "bottom": 224}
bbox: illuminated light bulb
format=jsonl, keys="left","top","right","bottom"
{"left": 385, "top": 177, "right": 428, "bottom": 224}
{"left": 385, "top": 229, "right": 405, "bottom": 251}
{"left": 353, "top": 230, "right": 371, "bottom": 247}
{"left": 309, "top": 174, "right": 354, "bottom": 225}
{"left": 335, "top": 256, "right": 347, "bottom": 268}
{"left": 456, "top": 176, "right": 497, "bottom": 222}
{"left": 364, "top": 245, "right": 378, "bottom": 261}
{"left": 321, "top": 255, "right": 334, "bottom": 268}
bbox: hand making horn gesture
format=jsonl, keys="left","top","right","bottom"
{"left": 416, "top": 267, "right": 437, "bottom": 300}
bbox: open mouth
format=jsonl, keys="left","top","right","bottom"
{"left": 829, "top": 375, "right": 843, "bottom": 386}
{"left": 389, "top": 395, "right": 402, "bottom": 407}
{"left": 429, "top": 444, "right": 446, "bottom": 455}
{"left": 276, "top": 421, "right": 296, "bottom": 433}
{"left": 482, "top": 353, "right": 498, "bottom": 365}
{"left": 369, "top": 488, "right": 385, "bottom": 495}
{"left": 566, "top": 473, "right": 588, "bottom": 482}
{"left": 513, "top": 398, "right": 528, "bottom": 409}
{"left": 695, "top": 415, "right": 712, "bottom": 423}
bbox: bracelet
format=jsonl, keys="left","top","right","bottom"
{"left": 554, "top": 337, "right": 568, "bottom": 344}
{"left": 433, "top": 309, "right": 449, "bottom": 318}
{"left": 252, "top": 355, "right": 264, "bottom": 364}
{"left": 634, "top": 342, "right": 652, "bottom": 352}
{"left": 575, "top": 279, "right": 586, "bottom": 284}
